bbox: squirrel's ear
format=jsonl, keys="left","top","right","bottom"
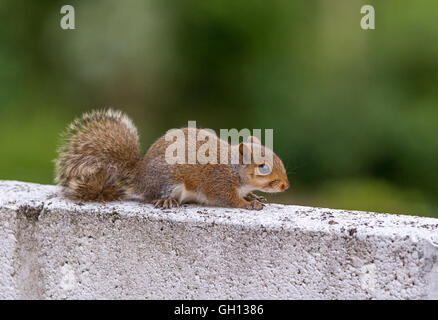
{"left": 239, "top": 142, "right": 252, "bottom": 164}
{"left": 247, "top": 136, "right": 261, "bottom": 145}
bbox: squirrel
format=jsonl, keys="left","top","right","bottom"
{"left": 54, "top": 109, "right": 289, "bottom": 210}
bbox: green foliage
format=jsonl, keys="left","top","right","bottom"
{"left": 1, "top": 0, "right": 437, "bottom": 217}
{"left": 314, "top": 179, "right": 435, "bottom": 217}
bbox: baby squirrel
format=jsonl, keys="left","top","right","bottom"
{"left": 55, "top": 109, "right": 289, "bottom": 210}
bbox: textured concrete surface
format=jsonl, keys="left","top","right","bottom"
{"left": 1, "top": 180, "right": 438, "bottom": 300}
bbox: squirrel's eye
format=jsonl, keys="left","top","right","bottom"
{"left": 257, "top": 164, "right": 271, "bottom": 175}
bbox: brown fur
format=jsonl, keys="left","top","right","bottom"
{"left": 55, "top": 110, "right": 289, "bottom": 210}
{"left": 54, "top": 109, "right": 140, "bottom": 201}
{"left": 134, "top": 128, "right": 289, "bottom": 210}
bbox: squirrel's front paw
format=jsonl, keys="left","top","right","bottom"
{"left": 246, "top": 200, "right": 264, "bottom": 210}
{"left": 244, "top": 192, "right": 267, "bottom": 203}
{"left": 154, "top": 198, "right": 180, "bottom": 209}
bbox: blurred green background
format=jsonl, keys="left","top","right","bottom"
{"left": 1, "top": 0, "right": 437, "bottom": 217}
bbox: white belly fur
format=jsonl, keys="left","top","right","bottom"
{"left": 237, "top": 185, "right": 255, "bottom": 198}
{"left": 171, "top": 184, "right": 210, "bottom": 204}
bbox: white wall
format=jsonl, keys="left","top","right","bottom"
{"left": 1, "top": 180, "right": 437, "bottom": 299}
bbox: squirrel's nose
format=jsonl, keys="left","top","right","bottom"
{"left": 280, "top": 182, "right": 289, "bottom": 191}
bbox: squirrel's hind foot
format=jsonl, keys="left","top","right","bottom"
{"left": 154, "top": 198, "right": 180, "bottom": 209}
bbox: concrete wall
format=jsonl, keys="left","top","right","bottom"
{"left": 0, "top": 180, "right": 437, "bottom": 299}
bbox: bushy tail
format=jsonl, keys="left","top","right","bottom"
{"left": 54, "top": 109, "right": 140, "bottom": 201}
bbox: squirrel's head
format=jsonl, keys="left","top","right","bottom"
{"left": 239, "top": 136, "right": 289, "bottom": 193}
